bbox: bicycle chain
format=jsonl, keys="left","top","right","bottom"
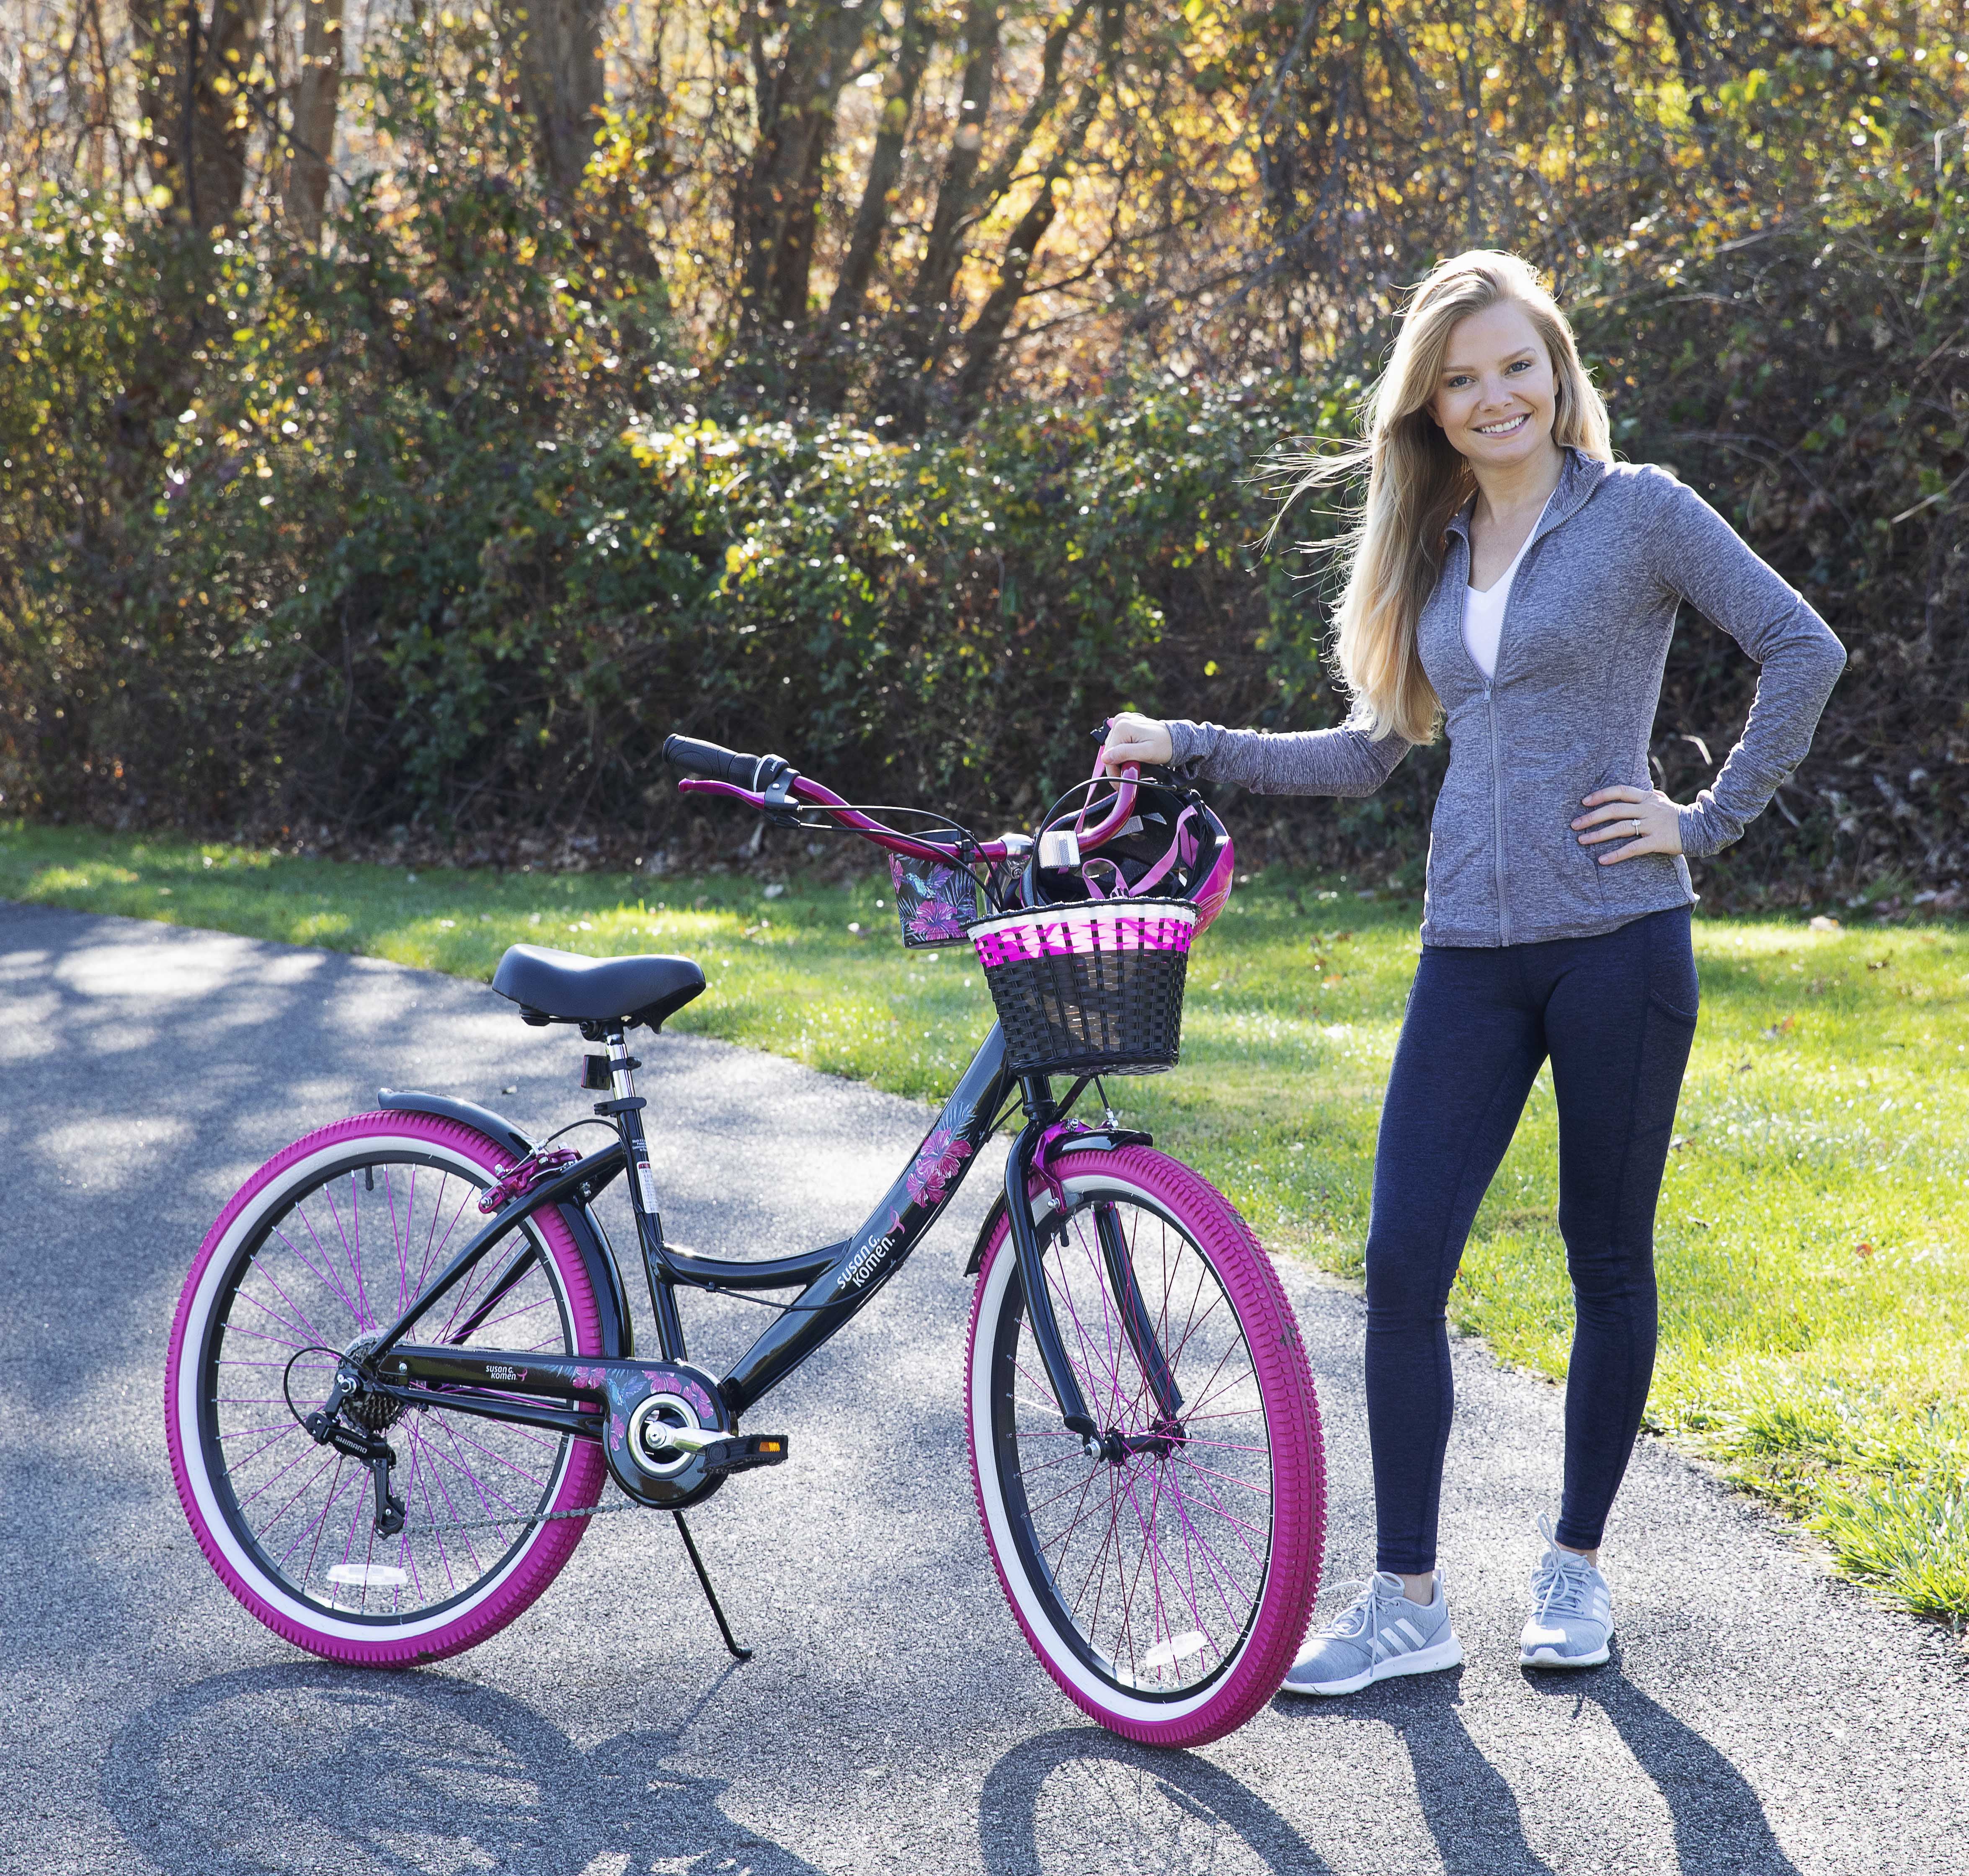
{"left": 405, "top": 1495, "right": 648, "bottom": 1539}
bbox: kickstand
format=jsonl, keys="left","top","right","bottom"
{"left": 672, "top": 1511, "right": 752, "bottom": 1662}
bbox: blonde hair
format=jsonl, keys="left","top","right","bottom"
{"left": 1273, "top": 251, "right": 1612, "bottom": 745}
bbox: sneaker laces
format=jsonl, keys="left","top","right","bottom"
{"left": 1312, "top": 1570, "right": 1408, "bottom": 1641}
{"left": 1529, "top": 1513, "right": 1600, "bottom": 1622}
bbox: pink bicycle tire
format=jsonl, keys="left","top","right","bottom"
{"left": 965, "top": 1145, "right": 1325, "bottom": 1748}
{"left": 165, "top": 1111, "right": 609, "bottom": 1666}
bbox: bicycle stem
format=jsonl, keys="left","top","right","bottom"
{"left": 1004, "top": 1090, "right": 1102, "bottom": 1459}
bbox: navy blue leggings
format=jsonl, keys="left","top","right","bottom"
{"left": 1365, "top": 906, "right": 1698, "bottom": 1573}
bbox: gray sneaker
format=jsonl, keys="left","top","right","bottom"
{"left": 1281, "top": 1569, "right": 1463, "bottom": 1697}
{"left": 1520, "top": 1517, "right": 1613, "bottom": 1667}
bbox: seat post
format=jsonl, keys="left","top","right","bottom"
{"left": 599, "top": 1023, "right": 687, "bottom": 1361}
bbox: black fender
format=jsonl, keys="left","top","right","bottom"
{"left": 377, "top": 1088, "right": 635, "bottom": 1358}
{"left": 962, "top": 1129, "right": 1154, "bottom": 1277}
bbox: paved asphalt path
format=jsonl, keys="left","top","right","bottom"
{"left": 3, "top": 902, "right": 1965, "bottom": 1876}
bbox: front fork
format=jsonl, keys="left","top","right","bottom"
{"left": 1003, "top": 1081, "right": 1183, "bottom": 1461}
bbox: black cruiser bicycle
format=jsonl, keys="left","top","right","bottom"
{"left": 166, "top": 735, "right": 1326, "bottom": 1747}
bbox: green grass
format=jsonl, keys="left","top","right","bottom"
{"left": 5, "top": 822, "right": 1966, "bottom": 1623}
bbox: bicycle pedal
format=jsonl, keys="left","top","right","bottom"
{"left": 699, "top": 1433, "right": 790, "bottom": 1478}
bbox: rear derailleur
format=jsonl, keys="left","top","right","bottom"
{"left": 299, "top": 1352, "right": 406, "bottom": 1537}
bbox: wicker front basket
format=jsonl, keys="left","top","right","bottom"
{"left": 967, "top": 899, "right": 1197, "bottom": 1076}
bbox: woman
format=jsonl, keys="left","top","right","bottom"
{"left": 1101, "top": 251, "right": 1844, "bottom": 1696}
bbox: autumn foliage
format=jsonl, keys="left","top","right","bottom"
{"left": 0, "top": 3, "right": 1963, "bottom": 898}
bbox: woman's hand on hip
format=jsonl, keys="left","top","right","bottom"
{"left": 1101, "top": 712, "right": 1173, "bottom": 774}
{"left": 1572, "top": 786, "right": 1683, "bottom": 864}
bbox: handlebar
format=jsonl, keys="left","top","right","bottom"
{"left": 664, "top": 730, "right": 1140, "bottom": 868}
{"left": 661, "top": 735, "right": 792, "bottom": 794}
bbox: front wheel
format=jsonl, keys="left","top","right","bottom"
{"left": 966, "top": 1146, "right": 1325, "bottom": 1748}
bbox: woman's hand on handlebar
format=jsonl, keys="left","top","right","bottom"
{"left": 1100, "top": 712, "right": 1173, "bottom": 775}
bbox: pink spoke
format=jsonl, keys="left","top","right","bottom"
{"left": 410, "top": 1420, "right": 482, "bottom": 1578}
{"left": 335, "top": 1452, "right": 371, "bottom": 1575}
{"left": 1119, "top": 1463, "right": 1196, "bottom": 1675}
{"left": 1167, "top": 1462, "right": 1270, "bottom": 1560}
{"left": 1162, "top": 1485, "right": 1254, "bottom": 1631}
{"left": 439, "top": 1420, "right": 557, "bottom": 1491}
{"left": 281, "top": 1211, "right": 365, "bottom": 1325}
{"left": 236, "top": 1436, "right": 332, "bottom": 1513}
{"left": 228, "top": 1281, "right": 321, "bottom": 1348}
{"left": 219, "top": 1322, "right": 313, "bottom": 1353}
{"left": 268, "top": 1453, "right": 347, "bottom": 1567}
{"left": 1167, "top": 1455, "right": 1275, "bottom": 1497}
{"left": 433, "top": 1416, "right": 534, "bottom": 1522}
{"left": 391, "top": 1437, "right": 427, "bottom": 1605}
{"left": 468, "top": 1298, "right": 559, "bottom": 1336}
{"left": 218, "top": 1419, "right": 306, "bottom": 1443}
{"left": 385, "top": 1165, "right": 413, "bottom": 1317}
{"left": 408, "top": 1432, "right": 458, "bottom": 1593}
{"left": 321, "top": 1182, "right": 374, "bottom": 1330}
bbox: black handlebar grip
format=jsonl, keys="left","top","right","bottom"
{"left": 662, "top": 735, "right": 792, "bottom": 794}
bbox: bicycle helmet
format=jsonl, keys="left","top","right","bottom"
{"left": 1025, "top": 776, "right": 1236, "bottom": 937}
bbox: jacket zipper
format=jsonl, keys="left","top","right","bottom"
{"left": 1486, "top": 682, "right": 1510, "bottom": 946}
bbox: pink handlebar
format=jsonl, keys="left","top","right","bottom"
{"left": 676, "top": 775, "right": 1016, "bottom": 866}
{"left": 678, "top": 733, "right": 1143, "bottom": 866}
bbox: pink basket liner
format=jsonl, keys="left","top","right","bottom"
{"left": 970, "top": 904, "right": 1197, "bottom": 968}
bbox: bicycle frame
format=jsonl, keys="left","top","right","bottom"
{"left": 344, "top": 752, "right": 1193, "bottom": 1462}
{"left": 353, "top": 1023, "right": 1023, "bottom": 1432}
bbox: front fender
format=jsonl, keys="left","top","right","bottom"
{"left": 962, "top": 1129, "right": 1152, "bottom": 1276}
{"left": 377, "top": 1087, "right": 635, "bottom": 1358}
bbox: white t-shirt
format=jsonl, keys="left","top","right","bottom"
{"left": 1461, "top": 497, "right": 1551, "bottom": 682}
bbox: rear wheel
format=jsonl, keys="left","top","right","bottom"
{"left": 966, "top": 1147, "right": 1324, "bottom": 1748}
{"left": 165, "top": 1112, "right": 609, "bottom": 1665}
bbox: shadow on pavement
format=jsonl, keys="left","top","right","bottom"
{"left": 1276, "top": 1649, "right": 1801, "bottom": 1876}
{"left": 978, "top": 1726, "right": 1329, "bottom": 1875}
{"left": 1524, "top": 1643, "right": 1803, "bottom": 1876}
{"left": 101, "top": 1661, "right": 823, "bottom": 1876}
{"left": 1275, "top": 1667, "right": 1557, "bottom": 1876}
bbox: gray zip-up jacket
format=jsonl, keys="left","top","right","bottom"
{"left": 1166, "top": 448, "right": 1846, "bottom": 948}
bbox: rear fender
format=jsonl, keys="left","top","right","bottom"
{"left": 377, "top": 1088, "right": 635, "bottom": 1358}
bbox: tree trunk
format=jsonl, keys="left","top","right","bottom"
{"left": 131, "top": 0, "right": 260, "bottom": 234}
{"left": 285, "top": 0, "right": 343, "bottom": 243}
{"left": 739, "top": 0, "right": 868, "bottom": 334}
{"left": 513, "top": 0, "right": 608, "bottom": 201}
{"left": 904, "top": 0, "right": 1004, "bottom": 344}
{"left": 950, "top": 175, "right": 1061, "bottom": 415}
{"left": 951, "top": 0, "right": 1118, "bottom": 415}
{"left": 825, "top": 0, "right": 934, "bottom": 336}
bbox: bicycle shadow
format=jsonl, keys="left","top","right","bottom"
{"left": 1273, "top": 1645, "right": 1801, "bottom": 1876}
{"left": 977, "top": 1726, "right": 1330, "bottom": 1875}
{"left": 101, "top": 1661, "right": 823, "bottom": 1876}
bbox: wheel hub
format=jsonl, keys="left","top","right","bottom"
{"left": 1100, "top": 1417, "right": 1186, "bottom": 1464}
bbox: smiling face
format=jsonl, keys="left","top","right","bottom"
{"left": 1427, "top": 298, "right": 1561, "bottom": 472}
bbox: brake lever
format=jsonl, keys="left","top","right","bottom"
{"left": 761, "top": 767, "right": 801, "bottom": 827}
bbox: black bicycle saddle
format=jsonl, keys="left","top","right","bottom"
{"left": 492, "top": 945, "right": 706, "bottom": 1030}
